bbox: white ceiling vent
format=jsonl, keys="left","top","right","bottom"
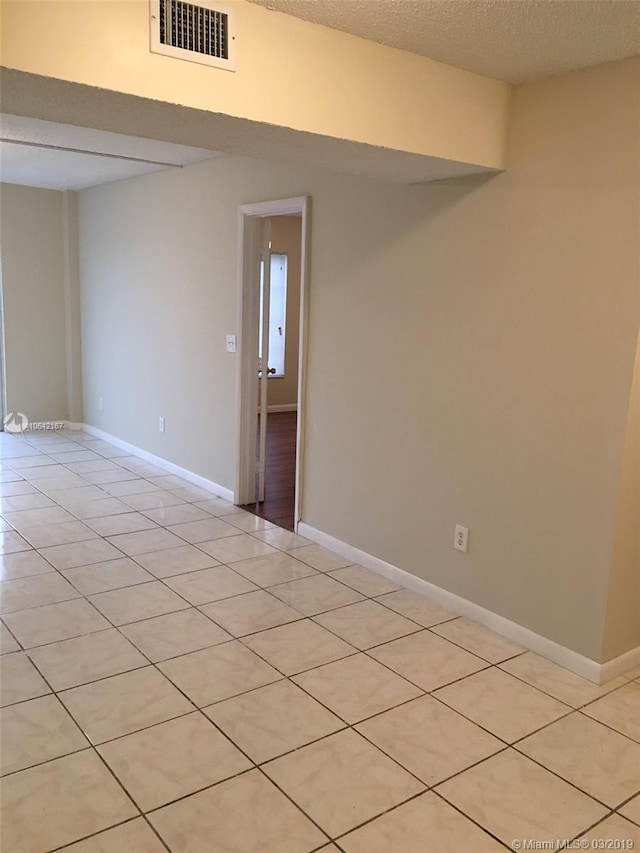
{"left": 150, "top": 0, "right": 236, "bottom": 71}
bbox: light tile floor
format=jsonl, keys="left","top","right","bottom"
{"left": 1, "top": 428, "right": 639, "bottom": 853}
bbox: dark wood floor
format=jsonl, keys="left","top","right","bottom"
{"left": 241, "top": 411, "right": 297, "bottom": 530}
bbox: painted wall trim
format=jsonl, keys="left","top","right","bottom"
{"left": 600, "top": 645, "right": 640, "bottom": 683}
{"left": 298, "top": 522, "right": 639, "bottom": 684}
{"left": 72, "top": 422, "right": 234, "bottom": 502}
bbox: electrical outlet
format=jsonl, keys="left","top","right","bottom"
{"left": 454, "top": 524, "right": 469, "bottom": 553}
{"left": 98, "top": 397, "right": 103, "bottom": 412}
{"left": 159, "top": 416, "right": 165, "bottom": 433}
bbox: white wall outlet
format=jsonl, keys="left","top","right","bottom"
{"left": 98, "top": 397, "right": 103, "bottom": 411}
{"left": 226, "top": 334, "right": 237, "bottom": 353}
{"left": 454, "top": 524, "right": 469, "bottom": 553}
{"left": 159, "top": 416, "right": 165, "bottom": 433}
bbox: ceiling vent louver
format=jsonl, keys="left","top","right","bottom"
{"left": 150, "top": 0, "right": 236, "bottom": 71}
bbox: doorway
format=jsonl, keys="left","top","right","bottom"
{"left": 235, "top": 197, "right": 310, "bottom": 531}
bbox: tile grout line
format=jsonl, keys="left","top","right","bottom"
{"left": 6, "top": 609, "right": 639, "bottom": 841}
{"left": 57, "top": 557, "right": 340, "bottom": 848}
{"left": 0, "top": 637, "right": 166, "bottom": 852}
{"left": 2, "top": 432, "right": 639, "bottom": 848}
{"left": 43, "top": 815, "right": 173, "bottom": 853}
{"left": 2, "top": 541, "right": 637, "bottom": 751}
{"left": 4, "top": 536, "right": 503, "bottom": 847}
{"left": 507, "top": 740, "right": 640, "bottom": 812}
{"left": 2, "top": 479, "right": 343, "bottom": 848}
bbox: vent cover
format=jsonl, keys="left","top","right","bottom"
{"left": 150, "top": 0, "right": 236, "bottom": 71}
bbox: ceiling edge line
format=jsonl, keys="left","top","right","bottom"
{"left": 0, "top": 138, "right": 184, "bottom": 168}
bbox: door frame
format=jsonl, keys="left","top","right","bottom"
{"left": 234, "top": 196, "right": 310, "bottom": 530}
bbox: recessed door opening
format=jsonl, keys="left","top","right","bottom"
{"left": 235, "top": 197, "right": 309, "bottom": 532}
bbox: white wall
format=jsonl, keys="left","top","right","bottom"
{"left": 0, "top": 184, "right": 69, "bottom": 422}
{"left": 78, "top": 57, "right": 640, "bottom": 662}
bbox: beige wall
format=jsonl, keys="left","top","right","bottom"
{"left": 1, "top": 0, "right": 509, "bottom": 171}
{"left": 603, "top": 332, "right": 640, "bottom": 661}
{"left": 267, "top": 216, "right": 302, "bottom": 409}
{"left": 78, "top": 56, "right": 639, "bottom": 662}
{"left": 304, "top": 59, "right": 638, "bottom": 664}
{"left": 0, "top": 184, "right": 69, "bottom": 422}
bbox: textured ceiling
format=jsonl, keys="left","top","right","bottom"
{"left": 249, "top": 0, "right": 640, "bottom": 83}
{"left": 0, "top": 115, "right": 223, "bottom": 190}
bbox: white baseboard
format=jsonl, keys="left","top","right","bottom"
{"left": 78, "top": 423, "right": 234, "bottom": 503}
{"left": 600, "top": 645, "right": 640, "bottom": 683}
{"left": 57, "top": 426, "right": 640, "bottom": 685}
{"left": 298, "top": 522, "right": 639, "bottom": 684}
{"left": 257, "top": 404, "right": 297, "bottom": 414}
